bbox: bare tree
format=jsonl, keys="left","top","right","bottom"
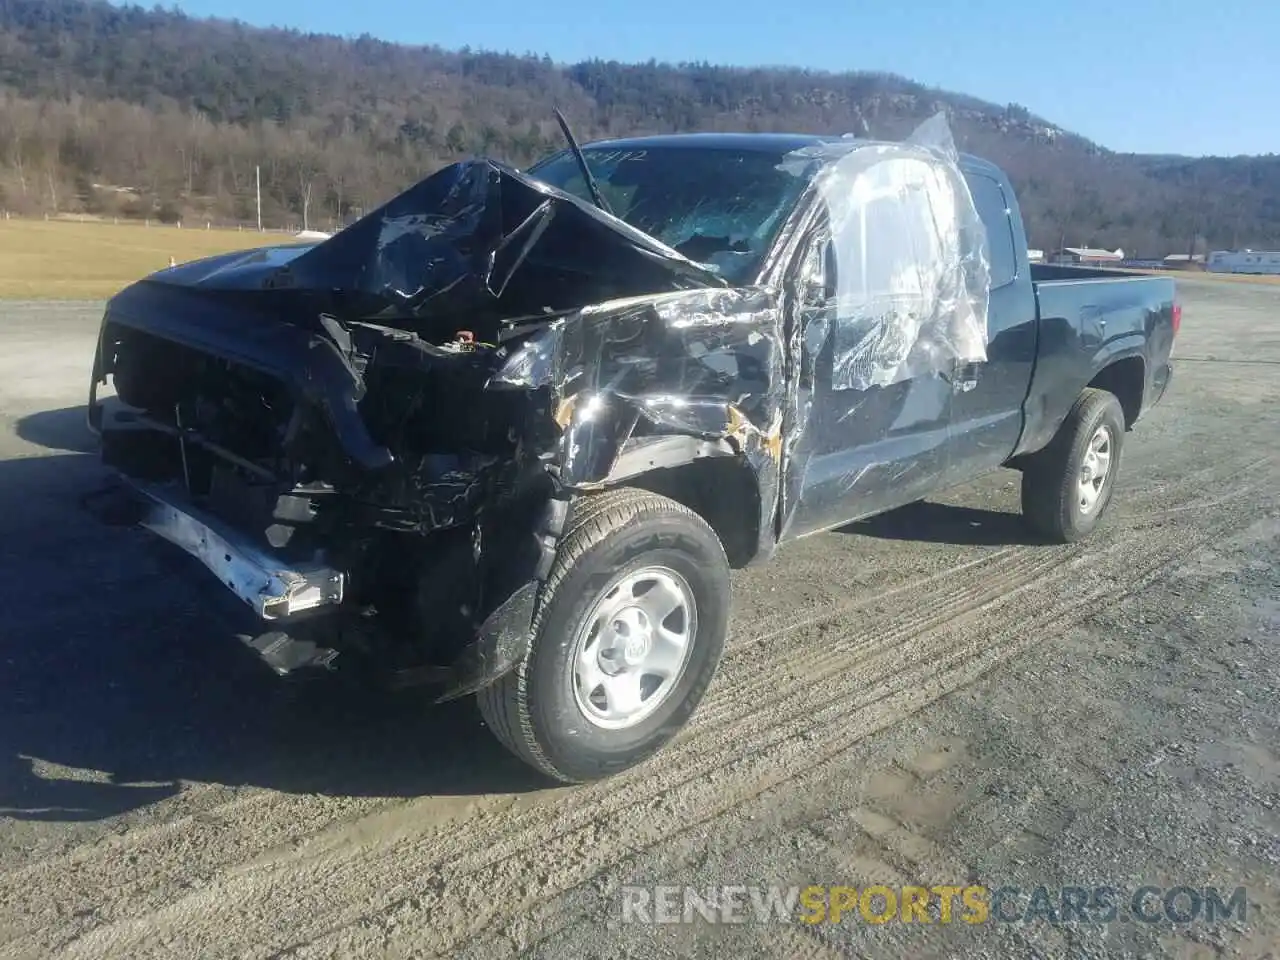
{"left": 293, "top": 141, "right": 322, "bottom": 232}
{"left": 300, "top": 175, "right": 314, "bottom": 231}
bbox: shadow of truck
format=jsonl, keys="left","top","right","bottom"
{"left": 2, "top": 414, "right": 547, "bottom": 823}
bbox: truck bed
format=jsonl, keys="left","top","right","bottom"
{"left": 1030, "top": 264, "right": 1150, "bottom": 282}
{"left": 1012, "top": 268, "right": 1178, "bottom": 460}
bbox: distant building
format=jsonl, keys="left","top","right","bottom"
{"left": 1161, "top": 253, "right": 1205, "bottom": 270}
{"left": 1027, "top": 248, "right": 1045, "bottom": 263}
{"left": 1206, "top": 250, "right": 1280, "bottom": 275}
{"left": 1052, "top": 247, "right": 1124, "bottom": 266}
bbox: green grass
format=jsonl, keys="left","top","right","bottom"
{"left": 0, "top": 219, "right": 284, "bottom": 299}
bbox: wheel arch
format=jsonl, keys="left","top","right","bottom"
{"left": 1087, "top": 354, "right": 1146, "bottom": 428}
{"left": 1010, "top": 348, "right": 1148, "bottom": 467}
{"left": 477, "top": 484, "right": 733, "bottom": 783}
{"left": 593, "top": 436, "right": 766, "bottom": 570}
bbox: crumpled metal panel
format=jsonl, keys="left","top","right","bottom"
{"left": 493, "top": 287, "right": 785, "bottom": 473}
{"left": 486, "top": 285, "right": 786, "bottom": 558}
{"left": 482, "top": 114, "right": 988, "bottom": 547}
{"left": 282, "top": 158, "right": 726, "bottom": 324}
{"left": 133, "top": 478, "right": 345, "bottom": 619}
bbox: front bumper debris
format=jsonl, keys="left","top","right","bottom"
{"left": 84, "top": 474, "right": 543, "bottom": 693}
{"left": 131, "top": 479, "right": 345, "bottom": 620}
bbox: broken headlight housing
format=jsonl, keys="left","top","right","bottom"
{"left": 488, "top": 325, "right": 559, "bottom": 391}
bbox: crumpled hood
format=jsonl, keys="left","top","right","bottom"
{"left": 129, "top": 159, "right": 726, "bottom": 325}
{"left": 147, "top": 243, "right": 320, "bottom": 290}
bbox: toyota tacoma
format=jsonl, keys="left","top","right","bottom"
{"left": 85, "top": 116, "right": 1177, "bottom": 782}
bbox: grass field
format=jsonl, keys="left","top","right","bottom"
{"left": 0, "top": 219, "right": 283, "bottom": 300}
{"left": 1109, "top": 265, "right": 1280, "bottom": 286}
{"left": 2, "top": 216, "right": 1278, "bottom": 300}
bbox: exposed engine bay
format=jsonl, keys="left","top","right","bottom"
{"left": 96, "top": 314, "right": 553, "bottom": 679}
{"left": 104, "top": 320, "right": 533, "bottom": 544}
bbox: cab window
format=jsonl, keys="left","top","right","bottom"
{"left": 965, "top": 173, "right": 1017, "bottom": 287}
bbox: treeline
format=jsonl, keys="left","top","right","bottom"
{"left": 0, "top": 0, "right": 1277, "bottom": 254}
{"left": 0, "top": 90, "right": 563, "bottom": 229}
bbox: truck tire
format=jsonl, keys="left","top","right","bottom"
{"left": 477, "top": 487, "right": 730, "bottom": 783}
{"left": 1020, "top": 387, "right": 1126, "bottom": 543}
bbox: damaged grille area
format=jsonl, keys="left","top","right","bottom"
{"left": 97, "top": 320, "right": 541, "bottom": 554}
{"left": 342, "top": 338, "right": 547, "bottom": 534}
{"left": 102, "top": 323, "right": 325, "bottom": 544}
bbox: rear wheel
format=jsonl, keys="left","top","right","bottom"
{"left": 1021, "top": 387, "right": 1126, "bottom": 543}
{"left": 477, "top": 488, "right": 730, "bottom": 783}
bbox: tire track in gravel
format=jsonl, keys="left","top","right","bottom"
{"left": 3, "top": 440, "right": 1270, "bottom": 958}
{"left": 320, "top": 498, "right": 1258, "bottom": 960}
{"left": 0, "top": 518, "right": 1155, "bottom": 948}
{"left": 725, "top": 444, "right": 1272, "bottom": 652}
{"left": 700, "top": 448, "right": 1274, "bottom": 731}
{"left": 452, "top": 494, "right": 1276, "bottom": 959}
{"left": 0, "top": 510, "right": 1025, "bottom": 916}
{"left": 23, "top": 455, "right": 1270, "bottom": 960}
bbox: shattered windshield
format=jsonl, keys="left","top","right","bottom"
{"left": 526, "top": 146, "right": 810, "bottom": 284}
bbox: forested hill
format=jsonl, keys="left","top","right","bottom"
{"left": 1, "top": 0, "right": 1277, "bottom": 256}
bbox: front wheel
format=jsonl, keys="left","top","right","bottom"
{"left": 477, "top": 488, "right": 730, "bottom": 783}
{"left": 1021, "top": 387, "right": 1127, "bottom": 543}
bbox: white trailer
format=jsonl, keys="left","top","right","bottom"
{"left": 1206, "top": 250, "right": 1280, "bottom": 275}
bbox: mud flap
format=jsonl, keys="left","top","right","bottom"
{"left": 435, "top": 579, "right": 540, "bottom": 702}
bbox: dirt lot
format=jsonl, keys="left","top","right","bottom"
{"left": 1, "top": 278, "right": 1277, "bottom": 959}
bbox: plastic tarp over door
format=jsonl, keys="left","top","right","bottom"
{"left": 778, "top": 115, "right": 991, "bottom": 538}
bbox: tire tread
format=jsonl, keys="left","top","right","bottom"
{"left": 477, "top": 487, "right": 723, "bottom": 782}
{"left": 1021, "top": 387, "right": 1124, "bottom": 543}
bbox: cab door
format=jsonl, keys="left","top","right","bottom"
{"left": 778, "top": 156, "right": 956, "bottom": 541}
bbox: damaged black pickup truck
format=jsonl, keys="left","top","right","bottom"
{"left": 86, "top": 116, "right": 1177, "bottom": 783}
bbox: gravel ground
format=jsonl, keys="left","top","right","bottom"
{"left": 0, "top": 279, "right": 1277, "bottom": 959}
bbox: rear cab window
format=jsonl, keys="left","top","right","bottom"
{"left": 965, "top": 172, "right": 1018, "bottom": 288}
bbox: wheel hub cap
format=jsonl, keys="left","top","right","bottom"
{"left": 1077, "top": 425, "right": 1113, "bottom": 515}
{"left": 601, "top": 608, "right": 653, "bottom": 671}
{"left": 571, "top": 566, "right": 698, "bottom": 731}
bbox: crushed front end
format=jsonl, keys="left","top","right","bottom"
{"left": 88, "top": 298, "right": 561, "bottom": 696}
{"left": 84, "top": 157, "right": 771, "bottom": 698}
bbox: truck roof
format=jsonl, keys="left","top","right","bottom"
{"left": 582, "top": 132, "right": 835, "bottom": 153}
{"left": 578, "top": 131, "right": 1005, "bottom": 181}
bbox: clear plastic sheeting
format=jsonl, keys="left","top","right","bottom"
{"left": 785, "top": 113, "right": 991, "bottom": 391}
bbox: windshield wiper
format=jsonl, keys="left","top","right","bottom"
{"left": 553, "top": 108, "right": 614, "bottom": 217}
